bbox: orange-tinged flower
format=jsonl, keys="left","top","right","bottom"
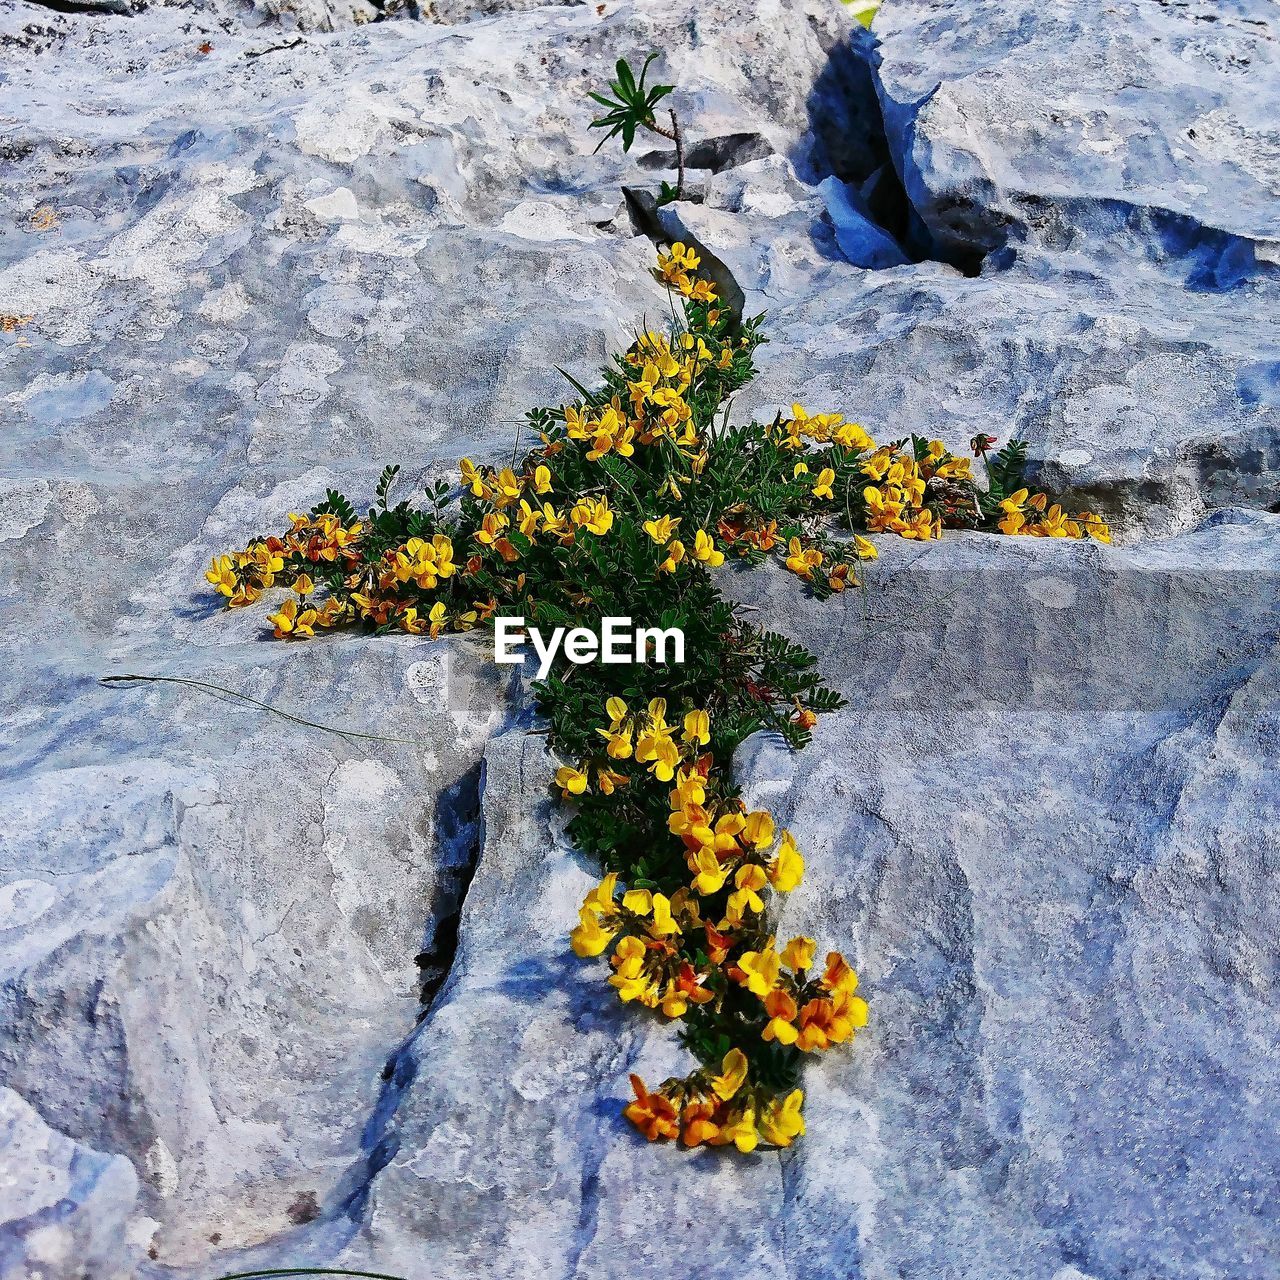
{"left": 762, "top": 988, "right": 799, "bottom": 1044}
{"left": 781, "top": 936, "right": 816, "bottom": 972}
{"left": 822, "top": 951, "right": 860, "bottom": 997}
{"left": 681, "top": 1100, "right": 721, "bottom": 1147}
{"left": 624, "top": 1075, "right": 679, "bottom": 1142}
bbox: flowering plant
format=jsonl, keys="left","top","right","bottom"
{"left": 207, "top": 242, "right": 1108, "bottom": 1150}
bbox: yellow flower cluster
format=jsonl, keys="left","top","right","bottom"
{"left": 655, "top": 241, "right": 718, "bottom": 304}
{"left": 204, "top": 244, "right": 1122, "bottom": 1159}
{"left": 624, "top": 1055, "right": 806, "bottom": 1152}
{"left": 998, "top": 488, "right": 1111, "bottom": 541}
{"left": 205, "top": 512, "right": 363, "bottom": 612}
{"left": 767, "top": 405, "right": 1111, "bottom": 546}
{"left": 619, "top": 929, "right": 868, "bottom": 1152}
{"left": 567, "top": 705, "right": 866, "bottom": 1149}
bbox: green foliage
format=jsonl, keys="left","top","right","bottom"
{"left": 588, "top": 54, "right": 674, "bottom": 153}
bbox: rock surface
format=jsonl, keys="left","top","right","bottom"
{"left": 0, "top": 0, "right": 1277, "bottom": 1276}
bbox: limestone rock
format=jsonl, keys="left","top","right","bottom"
{"left": 0, "top": 0, "right": 1276, "bottom": 1275}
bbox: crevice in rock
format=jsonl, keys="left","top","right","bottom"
{"left": 21, "top": 0, "right": 133, "bottom": 14}
{"left": 805, "top": 27, "right": 1005, "bottom": 276}
{"left": 324, "top": 756, "right": 488, "bottom": 1234}
{"left": 621, "top": 186, "right": 749, "bottom": 337}
{"left": 412, "top": 761, "right": 485, "bottom": 1016}
{"left": 635, "top": 131, "right": 774, "bottom": 176}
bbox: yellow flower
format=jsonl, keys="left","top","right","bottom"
{"left": 727, "top": 862, "right": 768, "bottom": 920}
{"left": 998, "top": 487, "right": 1029, "bottom": 535}
{"left": 635, "top": 725, "right": 680, "bottom": 781}
{"left": 643, "top": 514, "right": 680, "bottom": 544}
{"left": 736, "top": 942, "right": 781, "bottom": 997}
{"left": 715, "top": 1104, "right": 759, "bottom": 1154}
{"left": 622, "top": 888, "right": 653, "bottom": 916}
{"left": 781, "top": 936, "right": 816, "bottom": 972}
{"left": 649, "top": 893, "right": 681, "bottom": 938}
{"left": 517, "top": 499, "right": 542, "bottom": 538}
{"left": 833, "top": 421, "right": 874, "bottom": 450}
{"left": 612, "top": 934, "right": 647, "bottom": 977}
{"left": 205, "top": 555, "right": 237, "bottom": 597}
{"left": 660, "top": 982, "right": 689, "bottom": 1019}
{"left": 475, "top": 512, "right": 508, "bottom": 546}
{"left": 762, "top": 988, "right": 799, "bottom": 1045}
{"left": 681, "top": 709, "right": 710, "bottom": 746}
{"left": 759, "top": 1090, "right": 805, "bottom": 1147}
{"left": 293, "top": 573, "right": 315, "bottom": 595}
{"left": 533, "top": 464, "right": 552, "bottom": 494}
{"left": 459, "top": 457, "right": 486, "bottom": 497}
{"left": 785, "top": 537, "right": 823, "bottom": 579}
{"left": 1078, "top": 512, "right": 1112, "bottom": 544}
{"left": 596, "top": 725, "right": 633, "bottom": 759}
{"left": 570, "top": 907, "right": 616, "bottom": 957}
{"left": 428, "top": 600, "right": 447, "bottom": 639}
{"left": 770, "top": 831, "right": 804, "bottom": 892}
{"left": 266, "top": 597, "right": 317, "bottom": 639}
{"left": 691, "top": 846, "right": 728, "bottom": 895}
{"left": 584, "top": 873, "right": 618, "bottom": 913}
{"left": 556, "top": 766, "right": 589, "bottom": 796}
{"left": 570, "top": 496, "right": 614, "bottom": 536}
{"left": 606, "top": 696, "right": 629, "bottom": 728}
{"left": 812, "top": 467, "right": 836, "bottom": 500}
{"left": 692, "top": 529, "right": 724, "bottom": 567}
{"left": 494, "top": 468, "right": 522, "bottom": 506}
{"left": 659, "top": 539, "right": 685, "bottom": 574}
{"left": 900, "top": 508, "right": 936, "bottom": 541}
{"left": 853, "top": 534, "right": 878, "bottom": 561}
{"left": 742, "top": 810, "right": 774, "bottom": 848}
{"left": 710, "top": 1047, "right": 748, "bottom": 1101}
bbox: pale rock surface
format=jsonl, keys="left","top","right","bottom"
{"left": 0, "top": 0, "right": 1276, "bottom": 1276}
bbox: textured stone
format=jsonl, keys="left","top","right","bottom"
{"left": 0, "top": 0, "right": 1277, "bottom": 1275}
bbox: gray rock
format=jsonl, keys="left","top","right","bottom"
{"left": 0, "top": 1087, "right": 141, "bottom": 1280}
{"left": 0, "top": 0, "right": 1276, "bottom": 1275}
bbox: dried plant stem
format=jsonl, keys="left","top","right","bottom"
{"left": 645, "top": 109, "right": 686, "bottom": 199}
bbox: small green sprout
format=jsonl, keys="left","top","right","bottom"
{"left": 589, "top": 53, "right": 686, "bottom": 202}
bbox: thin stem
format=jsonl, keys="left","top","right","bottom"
{"left": 669, "top": 108, "right": 685, "bottom": 200}
{"left": 100, "top": 675, "right": 428, "bottom": 747}
{"left": 642, "top": 110, "right": 686, "bottom": 200}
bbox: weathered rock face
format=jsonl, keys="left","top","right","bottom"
{"left": 0, "top": 0, "right": 1277, "bottom": 1277}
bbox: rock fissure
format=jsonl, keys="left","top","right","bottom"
{"left": 806, "top": 27, "right": 1001, "bottom": 276}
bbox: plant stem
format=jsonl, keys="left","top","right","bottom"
{"left": 644, "top": 109, "right": 686, "bottom": 200}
